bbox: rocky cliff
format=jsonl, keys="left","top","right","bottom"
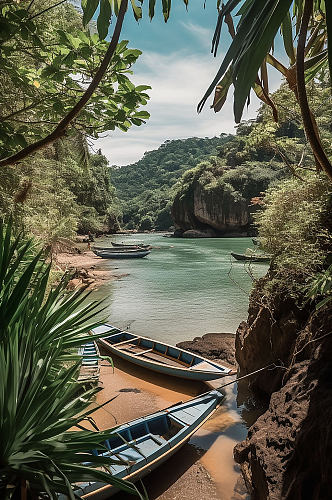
{"left": 172, "top": 182, "right": 249, "bottom": 237}
{"left": 234, "top": 281, "right": 332, "bottom": 499}
{"left": 171, "top": 161, "right": 281, "bottom": 237}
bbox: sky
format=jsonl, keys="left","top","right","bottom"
{"left": 95, "top": 2, "right": 282, "bottom": 166}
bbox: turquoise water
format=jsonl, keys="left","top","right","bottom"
{"left": 91, "top": 234, "right": 268, "bottom": 344}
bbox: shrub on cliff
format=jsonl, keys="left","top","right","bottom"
{"left": 255, "top": 173, "right": 331, "bottom": 298}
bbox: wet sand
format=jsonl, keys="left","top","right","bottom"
{"left": 87, "top": 353, "right": 248, "bottom": 500}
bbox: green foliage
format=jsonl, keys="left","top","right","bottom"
{"left": 0, "top": 222, "right": 142, "bottom": 498}
{"left": 112, "top": 136, "right": 231, "bottom": 230}
{"left": 255, "top": 173, "right": 332, "bottom": 297}
{"left": 199, "top": 0, "right": 330, "bottom": 121}
{"left": 306, "top": 264, "right": 332, "bottom": 310}
{"left": 174, "top": 155, "right": 283, "bottom": 213}
{"left": 82, "top": 0, "right": 193, "bottom": 38}
{"left": 0, "top": 137, "right": 122, "bottom": 244}
{"left": 0, "top": 0, "right": 150, "bottom": 160}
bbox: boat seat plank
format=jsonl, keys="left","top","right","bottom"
{"left": 132, "top": 348, "right": 154, "bottom": 357}
{"left": 189, "top": 361, "right": 219, "bottom": 372}
{"left": 140, "top": 351, "right": 183, "bottom": 367}
{"left": 114, "top": 337, "right": 139, "bottom": 347}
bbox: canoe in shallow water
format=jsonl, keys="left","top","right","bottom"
{"left": 231, "top": 251, "right": 270, "bottom": 262}
{"left": 59, "top": 390, "right": 224, "bottom": 499}
{"left": 92, "top": 324, "right": 231, "bottom": 380}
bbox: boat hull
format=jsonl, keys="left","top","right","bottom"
{"left": 92, "top": 324, "right": 231, "bottom": 381}
{"left": 231, "top": 252, "right": 270, "bottom": 262}
{"left": 111, "top": 242, "right": 150, "bottom": 249}
{"left": 93, "top": 249, "right": 150, "bottom": 259}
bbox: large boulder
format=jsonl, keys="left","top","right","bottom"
{"left": 172, "top": 182, "right": 249, "bottom": 237}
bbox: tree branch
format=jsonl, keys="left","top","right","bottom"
{"left": 296, "top": 0, "right": 332, "bottom": 181}
{"left": 0, "top": 0, "right": 128, "bottom": 167}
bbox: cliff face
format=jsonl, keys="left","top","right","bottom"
{"left": 234, "top": 283, "right": 332, "bottom": 499}
{"left": 172, "top": 182, "right": 249, "bottom": 237}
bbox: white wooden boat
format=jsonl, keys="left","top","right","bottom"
{"left": 78, "top": 341, "right": 100, "bottom": 383}
{"left": 92, "top": 324, "right": 231, "bottom": 380}
{"left": 62, "top": 390, "right": 224, "bottom": 499}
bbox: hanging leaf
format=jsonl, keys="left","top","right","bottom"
{"left": 97, "top": 0, "right": 112, "bottom": 39}
{"left": 82, "top": 0, "right": 100, "bottom": 26}
{"left": 325, "top": 0, "right": 332, "bottom": 82}
{"left": 281, "top": 10, "right": 296, "bottom": 65}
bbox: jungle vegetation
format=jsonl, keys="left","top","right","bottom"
{"left": 0, "top": 0, "right": 331, "bottom": 497}
{"left": 111, "top": 135, "right": 231, "bottom": 230}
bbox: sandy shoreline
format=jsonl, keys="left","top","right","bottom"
{"left": 54, "top": 245, "right": 128, "bottom": 289}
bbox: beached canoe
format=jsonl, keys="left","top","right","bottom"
{"left": 78, "top": 341, "right": 100, "bottom": 383}
{"left": 93, "top": 248, "right": 150, "bottom": 259}
{"left": 231, "top": 251, "right": 270, "bottom": 262}
{"left": 60, "top": 390, "right": 224, "bottom": 499}
{"left": 92, "top": 324, "right": 231, "bottom": 380}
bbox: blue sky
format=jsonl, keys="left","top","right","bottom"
{"left": 95, "top": 2, "right": 282, "bottom": 166}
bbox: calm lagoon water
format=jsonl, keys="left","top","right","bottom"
{"left": 89, "top": 233, "right": 268, "bottom": 498}
{"left": 91, "top": 233, "right": 268, "bottom": 343}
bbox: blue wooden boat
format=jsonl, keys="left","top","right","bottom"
{"left": 64, "top": 390, "right": 224, "bottom": 499}
{"left": 93, "top": 248, "right": 150, "bottom": 259}
{"left": 92, "top": 324, "right": 231, "bottom": 380}
{"left": 78, "top": 341, "right": 100, "bottom": 383}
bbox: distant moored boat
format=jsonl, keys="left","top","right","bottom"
{"left": 231, "top": 251, "right": 270, "bottom": 262}
{"left": 111, "top": 241, "right": 151, "bottom": 249}
{"left": 93, "top": 247, "right": 150, "bottom": 259}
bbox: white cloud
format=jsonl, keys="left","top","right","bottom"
{"left": 180, "top": 21, "right": 213, "bottom": 50}
{"left": 95, "top": 50, "right": 281, "bottom": 166}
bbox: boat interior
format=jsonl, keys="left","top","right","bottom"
{"left": 89, "top": 397, "right": 208, "bottom": 477}
{"left": 102, "top": 331, "right": 224, "bottom": 373}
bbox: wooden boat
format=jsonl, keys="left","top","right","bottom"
{"left": 78, "top": 341, "right": 100, "bottom": 383}
{"left": 231, "top": 251, "right": 270, "bottom": 262}
{"left": 93, "top": 248, "right": 150, "bottom": 259}
{"left": 92, "top": 324, "right": 231, "bottom": 380}
{"left": 61, "top": 390, "right": 224, "bottom": 499}
{"left": 111, "top": 241, "right": 151, "bottom": 249}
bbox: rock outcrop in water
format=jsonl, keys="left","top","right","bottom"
{"left": 234, "top": 280, "right": 332, "bottom": 499}
{"left": 172, "top": 183, "right": 249, "bottom": 237}
{"left": 171, "top": 161, "right": 282, "bottom": 238}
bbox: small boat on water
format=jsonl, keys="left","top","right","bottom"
{"left": 231, "top": 251, "right": 271, "bottom": 262}
{"left": 111, "top": 241, "right": 151, "bottom": 249}
{"left": 60, "top": 390, "right": 224, "bottom": 499}
{"left": 93, "top": 248, "right": 150, "bottom": 259}
{"left": 92, "top": 324, "right": 231, "bottom": 380}
{"left": 78, "top": 341, "right": 100, "bottom": 383}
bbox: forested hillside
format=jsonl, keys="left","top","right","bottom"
{"left": 111, "top": 135, "right": 232, "bottom": 230}
{"left": 0, "top": 136, "right": 121, "bottom": 243}
{"left": 0, "top": 0, "right": 148, "bottom": 246}
{"left": 171, "top": 79, "right": 332, "bottom": 237}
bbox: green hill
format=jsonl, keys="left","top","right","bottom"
{"left": 111, "top": 135, "right": 232, "bottom": 230}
